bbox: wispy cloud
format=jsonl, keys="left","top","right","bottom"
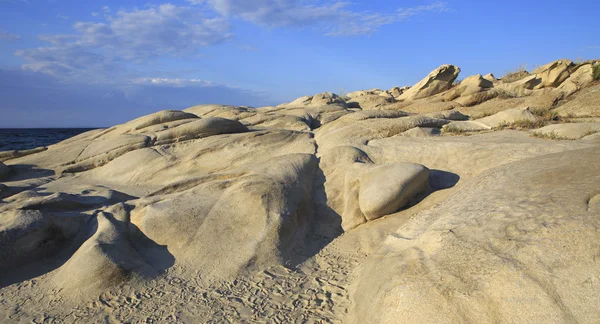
{"left": 0, "top": 29, "right": 21, "bottom": 40}
{"left": 585, "top": 46, "right": 600, "bottom": 49}
{"left": 187, "top": 0, "right": 450, "bottom": 36}
{"left": 15, "top": 4, "right": 231, "bottom": 81}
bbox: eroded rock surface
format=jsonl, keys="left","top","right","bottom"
{"left": 1, "top": 58, "right": 599, "bottom": 323}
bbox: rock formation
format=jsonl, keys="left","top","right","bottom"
{"left": 1, "top": 58, "right": 599, "bottom": 323}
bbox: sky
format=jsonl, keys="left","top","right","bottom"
{"left": 0, "top": 0, "right": 599, "bottom": 127}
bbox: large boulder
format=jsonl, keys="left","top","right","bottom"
{"left": 359, "top": 163, "right": 429, "bottom": 220}
{"left": 399, "top": 65, "right": 461, "bottom": 101}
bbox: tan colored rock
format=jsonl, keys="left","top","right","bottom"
{"left": 423, "top": 110, "right": 469, "bottom": 121}
{"left": 154, "top": 117, "right": 248, "bottom": 144}
{"left": 443, "top": 74, "right": 493, "bottom": 102}
{"left": 399, "top": 65, "right": 461, "bottom": 100}
{"left": 390, "top": 86, "right": 409, "bottom": 97}
{"left": 558, "top": 64, "right": 595, "bottom": 97}
{"left": 359, "top": 163, "right": 429, "bottom": 220}
{"left": 442, "top": 120, "right": 491, "bottom": 132}
{"left": 483, "top": 73, "right": 497, "bottom": 82}
{"left": 476, "top": 107, "right": 537, "bottom": 127}
{"left": 352, "top": 147, "right": 600, "bottom": 324}
{"left": 346, "top": 94, "right": 395, "bottom": 110}
{"left": 532, "top": 59, "right": 573, "bottom": 88}
{"left": 532, "top": 122, "right": 600, "bottom": 139}
{"left": 402, "top": 127, "right": 441, "bottom": 137}
{"left": 555, "top": 83, "right": 600, "bottom": 117}
{"left": 310, "top": 92, "right": 347, "bottom": 107}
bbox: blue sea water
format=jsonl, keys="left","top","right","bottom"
{"left": 0, "top": 128, "right": 97, "bottom": 152}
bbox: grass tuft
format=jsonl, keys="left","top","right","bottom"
{"left": 493, "top": 119, "right": 548, "bottom": 130}
{"left": 442, "top": 124, "right": 470, "bottom": 135}
{"left": 593, "top": 64, "right": 600, "bottom": 81}
{"left": 530, "top": 131, "right": 568, "bottom": 140}
{"left": 501, "top": 64, "right": 529, "bottom": 83}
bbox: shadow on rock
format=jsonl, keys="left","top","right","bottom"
{"left": 287, "top": 163, "right": 343, "bottom": 268}
{"left": 429, "top": 169, "right": 461, "bottom": 190}
{"left": 1, "top": 164, "right": 55, "bottom": 182}
{"left": 0, "top": 203, "right": 174, "bottom": 291}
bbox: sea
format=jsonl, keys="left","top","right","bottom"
{"left": 0, "top": 128, "right": 98, "bottom": 152}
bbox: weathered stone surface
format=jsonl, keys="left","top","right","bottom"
{"left": 399, "top": 65, "right": 461, "bottom": 100}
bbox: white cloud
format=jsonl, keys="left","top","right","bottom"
{"left": 15, "top": 44, "right": 120, "bottom": 82}
{"left": 0, "top": 29, "right": 21, "bottom": 40}
{"left": 15, "top": 4, "right": 231, "bottom": 81}
{"left": 397, "top": 2, "right": 450, "bottom": 19}
{"left": 187, "top": 0, "right": 450, "bottom": 36}
{"left": 131, "top": 77, "right": 217, "bottom": 87}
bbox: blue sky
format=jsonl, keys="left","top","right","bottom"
{"left": 1, "top": 0, "right": 599, "bottom": 127}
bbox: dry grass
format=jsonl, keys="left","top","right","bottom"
{"left": 501, "top": 64, "right": 530, "bottom": 83}
{"left": 530, "top": 131, "right": 569, "bottom": 140}
{"left": 442, "top": 124, "right": 470, "bottom": 135}
{"left": 493, "top": 119, "right": 548, "bottom": 130}
{"left": 530, "top": 129, "right": 598, "bottom": 141}
{"left": 530, "top": 107, "right": 560, "bottom": 122}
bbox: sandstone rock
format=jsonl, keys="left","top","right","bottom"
{"left": 442, "top": 120, "right": 491, "bottom": 132}
{"left": 310, "top": 92, "right": 347, "bottom": 107}
{"left": 532, "top": 122, "right": 600, "bottom": 139}
{"left": 0, "top": 147, "right": 48, "bottom": 162}
{"left": 352, "top": 147, "right": 600, "bottom": 324}
{"left": 476, "top": 107, "right": 537, "bottom": 127}
{"left": 346, "top": 94, "right": 395, "bottom": 110}
{"left": 483, "top": 73, "right": 497, "bottom": 82}
{"left": 0, "top": 162, "right": 10, "bottom": 180}
{"left": 443, "top": 74, "right": 494, "bottom": 102}
{"left": 555, "top": 83, "right": 600, "bottom": 117}
{"left": 423, "top": 110, "right": 469, "bottom": 121}
{"left": 532, "top": 59, "right": 573, "bottom": 88}
{"left": 557, "top": 64, "right": 595, "bottom": 97}
{"left": 154, "top": 117, "right": 248, "bottom": 144}
{"left": 399, "top": 65, "right": 461, "bottom": 100}
{"left": 402, "top": 127, "right": 441, "bottom": 137}
{"left": 359, "top": 163, "right": 429, "bottom": 220}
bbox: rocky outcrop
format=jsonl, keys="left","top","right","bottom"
{"left": 533, "top": 122, "right": 600, "bottom": 139}
{"left": 1, "top": 57, "right": 600, "bottom": 323}
{"left": 443, "top": 74, "right": 494, "bottom": 104}
{"left": 399, "top": 64, "right": 461, "bottom": 101}
{"left": 352, "top": 147, "right": 600, "bottom": 324}
{"left": 532, "top": 59, "right": 573, "bottom": 88}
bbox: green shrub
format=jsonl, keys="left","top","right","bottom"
{"left": 593, "top": 64, "right": 600, "bottom": 80}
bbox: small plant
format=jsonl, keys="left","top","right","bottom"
{"left": 530, "top": 131, "right": 570, "bottom": 140}
{"left": 593, "top": 64, "right": 600, "bottom": 81}
{"left": 530, "top": 107, "right": 560, "bottom": 122}
{"left": 442, "top": 124, "right": 469, "bottom": 135}
{"left": 501, "top": 64, "right": 530, "bottom": 83}
{"left": 493, "top": 119, "right": 548, "bottom": 130}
